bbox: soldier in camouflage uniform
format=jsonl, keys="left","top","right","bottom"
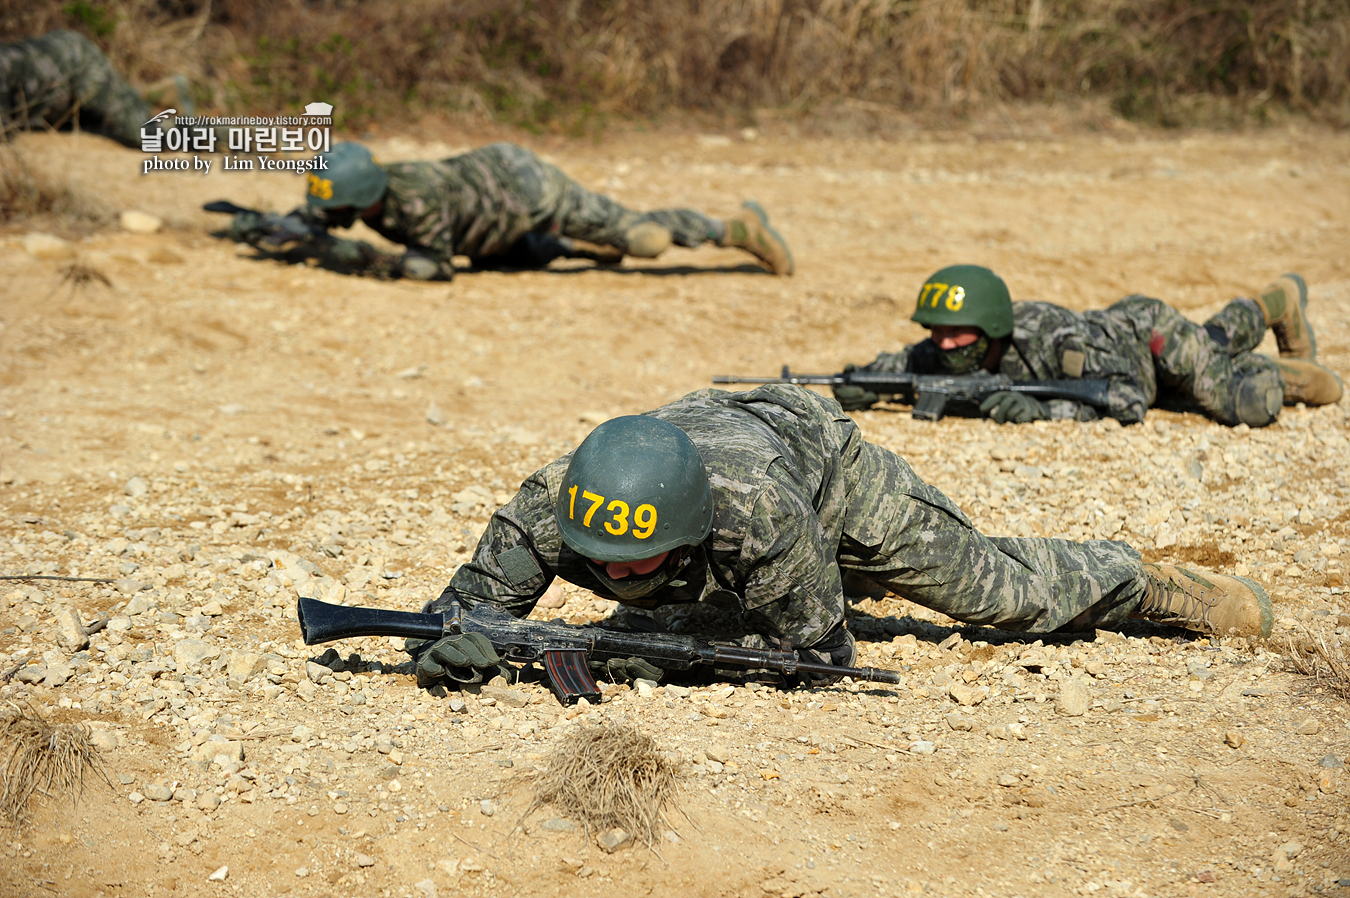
{"left": 0, "top": 30, "right": 158, "bottom": 148}
{"left": 232, "top": 142, "right": 794, "bottom": 280}
{"left": 834, "top": 265, "right": 1342, "bottom": 427}
{"left": 409, "top": 384, "right": 1272, "bottom": 689}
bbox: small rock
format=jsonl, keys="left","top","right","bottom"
{"left": 663, "top": 683, "right": 690, "bottom": 698}
{"left": 305, "top": 661, "right": 330, "bottom": 683}
{"left": 143, "top": 783, "right": 174, "bottom": 801}
{"left": 425, "top": 402, "right": 447, "bottom": 427}
{"left": 945, "top": 711, "right": 974, "bottom": 731}
{"left": 908, "top": 740, "right": 936, "bottom": 755}
{"left": 128, "top": 792, "right": 145, "bottom": 804}
{"left": 597, "top": 827, "right": 632, "bottom": 853}
{"left": 174, "top": 639, "right": 221, "bottom": 669}
{"left": 706, "top": 744, "right": 730, "bottom": 763}
{"left": 479, "top": 685, "right": 529, "bottom": 708}
{"left": 55, "top": 606, "right": 89, "bottom": 652}
{"left": 414, "top": 879, "right": 438, "bottom": 898}
{"left": 23, "top": 232, "right": 75, "bottom": 260}
{"left": 1224, "top": 730, "right": 1245, "bottom": 749}
{"left": 356, "top": 854, "right": 375, "bottom": 867}
{"left": 480, "top": 799, "right": 496, "bottom": 817}
{"left": 949, "top": 683, "right": 989, "bottom": 707}
{"left": 125, "top": 476, "right": 150, "bottom": 498}
{"left": 1195, "top": 869, "right": 1216, "bottom": 883}
{"left": 1056, "top": 677, "right": 1091, "bottom": 717}
{"left": 536, "top": 583, "right": 566, "bottom": 609}
{"left": 208, "top": 866, "right": 228, "bottom": 882}
{"left": 1318, "top": 754, "right": 1344, "bottom": 769}
{"left": 120, "top": 210, "right": 163, "bottom": 233}
{"left": 1295, "top": 718, "right": 1321, "bottom": 735}
{"left": 997, "top": 774, "right": 1019, "bottom": 787}
{"left": 539, "top": 818, "right": 575, "bottom": 832}
{"left": 1277, "top": 841, "right": 1305, "bottom": 860}
{"left": 226, "top": 650, "right": 264, "bottom": 683}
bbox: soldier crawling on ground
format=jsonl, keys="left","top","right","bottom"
{"left": 831, "top": 264, "right": 1342, "bottom": 428}
{"left": 224, "top": 141, "right": 794, "bottom": 280}
{"left": 0, "top": 29, "right": 187, "bottom": 148}
{"left": 402, "top": 385, "right": 1274, "bottom": 692}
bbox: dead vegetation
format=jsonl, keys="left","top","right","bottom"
{"left": 526, "top": 721, "right": 682, "bottom": 849}
{"left": 0, "top": 703, "right": 107, "bottom": 831}
{"left": 1282, "top": 629, "right": 1350, "bottom": 700}
{"left": 2, "top": 0, "right": 1348, "bottom": 131}
{"left": 0, "top": 145, "right": 111, "bottom": 235}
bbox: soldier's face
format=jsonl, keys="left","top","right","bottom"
{"left": 591, "top": 551, "right": 671, "bottom": 580}
{"left": 931, "top": 325, "right": 984, "bottom": 349}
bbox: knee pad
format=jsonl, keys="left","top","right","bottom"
{"left": 622, "top": 222, "right": 672, "bottom": 258}
{"left": 1232, "top": 370, "right": 1283, "bottom": 427}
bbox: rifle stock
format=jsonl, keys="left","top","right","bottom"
{"left": 713, "top": 366, "right": 1111, "bottom": 420}
{"left": 296, "top": 596, "right": 900, "bottom": 705}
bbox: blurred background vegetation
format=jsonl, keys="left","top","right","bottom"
{"left": 2, "top": 0, "right": 1348, "bottom": 133}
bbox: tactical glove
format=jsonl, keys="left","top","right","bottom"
{"left": 407, "top": 632, "right": 503, "bottom": 687}
{"left": 796, "top": 625, "right": 857, "bottom": 686}
{"left": 832, "top": 365, "right": 879, "bottom": 412}
{"left": 979, "top": 391, "right": 1048, "bottom": 424}
{"left": 591, "top": 656, "right": 663, "bottom": 685}
{"left": 229, "top": 210, "right": 265, "bottom": 243}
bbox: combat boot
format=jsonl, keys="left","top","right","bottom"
{"left": 560, "top": 237, "right": 624, "bottom": 265}
{"left": 1132, "top": 563, "right": 1272, "bottom": 638}
{"left": 1273, "top": 357, "right": 1344, "bottom": 406}
{"left": 1254, "top": 273, "right": 1316, "bottom": 359}
{"left": 720, "top": 201, "right": 794, "bottom": 275}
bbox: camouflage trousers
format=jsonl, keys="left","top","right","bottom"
{"left": 835, "top": 442, "right": 1147, "bottom": 633}
{"left": 0, "top": 30, "right": 148, "bottom": 148}
{"left": 1111, "top": 295, "right": 1282, "bottom": 425}
{"left": 486, "top": 143, "right": 723, "bottom": 254}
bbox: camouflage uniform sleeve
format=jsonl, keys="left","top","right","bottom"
{"left": 738, "top": 462, "right": 845, "bottom": 648}
{"left": 857, "top": 340, "right": 941, "bottom": 375}
{"left": 425, "top": 464, "right": 564, "bottom": 619}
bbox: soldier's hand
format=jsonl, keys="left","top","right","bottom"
{"left": 591, "top": 656, "right": 663, "bottom": 685}
{"left": 407, "top": 633, "right": 503, "bottom": 687}
{"left": 229, "top": 211, "right": 265, "bottom": 243}
{"left": 833, "top": 365, "right": 878, "bottom": 411}
{"left": 979, "top": 391, "right": 1048, "bottom": 424}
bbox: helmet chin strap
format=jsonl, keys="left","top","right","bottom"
{"left": 937, "top": 334, "right": 990, "bottom": 374}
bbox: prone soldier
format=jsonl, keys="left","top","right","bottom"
{"left": 833, "top": 264, "right": 1342, "bottom": 427}
{"left": 0, "top": 29, "right": 184, "bottom": 148}
{"left": 228, "top": 141, "right": 794, "bottom": 280}
{"left": 409, "top": 385, "right": 1272, "bottom": 689}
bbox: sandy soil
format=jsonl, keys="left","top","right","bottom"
{"left": 1, "top": 119, "right": 1349, "bottom": 898}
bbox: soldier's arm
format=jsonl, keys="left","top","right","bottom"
{"left": 424, "top": 463, "right": 566, "bottom": 619}
{"left": 738, "top": 471, "right": 847, "bottom": 651}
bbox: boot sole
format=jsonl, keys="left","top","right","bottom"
{"left": 742, "top": 200, "right": 794, "bottom": 275}
{"left": 1278, "top": 272, "right": 1316, "bottom": 360}
{"left": 1232, "top": 575, "right": 1273, "bottom": 638}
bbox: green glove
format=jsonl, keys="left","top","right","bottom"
{"left": 979, "top": 391, "right": 1048, "bottom": 424}
{"left": 409, "top": 632, "right": 503, "bottom": 687}
{"left": 833, "top": 365, "right": 878, "bottom": 411}
{"left": 592, "top": 656, "right": 663, "bottom": 685}
{"left": 229, "top": 210, "right": 264, "bottom": 243}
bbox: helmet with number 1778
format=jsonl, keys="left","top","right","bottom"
{"left": 305, "top": 142, "right": 389, "bottom": 210}
{"left": 910, "top": 264, "right": 1014, "bottom": 339}
{"left": 555, "top": 416, "right": 713, "bottom": 564}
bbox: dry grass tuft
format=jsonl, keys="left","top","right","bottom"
{"left": 0, "top": 146, "right": 111, "bottom": 235}
{"left": 0, "top": 703, "right": 107, "bottom": 831}
{"left": 57, "top": 261, "right": 113, "bottom": 290}
{"left": 526, "top": 721, "right": 681, "bottom": 849}
{"left": 1281, "top": 630, "right": 1350, "bottom": 700}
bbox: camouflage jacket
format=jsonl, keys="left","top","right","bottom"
{"left": 861, "top": 301, "right": 1156, "bottom": 423}
{"left": 431, "top": 385, "right": 948, "bottom": 648}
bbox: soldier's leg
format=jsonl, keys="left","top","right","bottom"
{"left": 1115, "top": 295, "right": 1283, "bottom": 427}
{"left": 546, "top": 172, "right": 722, "bottom": 255}
{"left": 38, "top": 30, "right": 150, "bottom": 147}
{"left": 838, "top": 442, "right": 1147, "bottom": 632}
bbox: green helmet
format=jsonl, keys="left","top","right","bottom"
{"left": 555, "top": 416, "right": 713, "bottom": 563}
{"left": 910, "top": 264, "right": 1014, "bottom": 339}
{"left": 306, "top": 142, "right": 389, "bottom": 210}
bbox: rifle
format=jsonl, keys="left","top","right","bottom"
{"left": 712, "top": 366, "right": 1111, "bottom": 421}
{"left": 297, "top": 596, "right": 900, "bottom": 706}
{"left": 202, "top": 200, "right": 325, "bottom": 248}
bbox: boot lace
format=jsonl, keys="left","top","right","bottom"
{"left": 1142, "top": 570, "right": 1216, "bottom": 630}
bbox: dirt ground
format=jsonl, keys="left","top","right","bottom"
{"left": 1, "top": 117, "right": 1349, "bottom": 898}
